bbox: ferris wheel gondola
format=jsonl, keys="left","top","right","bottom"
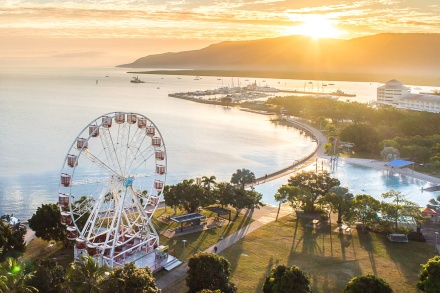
{"left": 58, "top": 112, "right": 166, "bottom": 268}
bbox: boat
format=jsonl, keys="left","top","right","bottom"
{"left": 331, "top": 89, "right": 356, "bottom": 97}
{"left": 131, "top": 76, "right": 145, "bottom": 83}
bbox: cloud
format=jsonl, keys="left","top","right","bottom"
{"left": 51, "top": 51, "right": 106, "bottom": 58}
{"left": 0, "top": 0, "right": 438, "bottom": 42}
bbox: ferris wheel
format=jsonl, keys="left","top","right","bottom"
{"left": 58, "top": 112, "right": 166, "bottom": 268}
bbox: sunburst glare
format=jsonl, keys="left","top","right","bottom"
{"left": 286, "top": 14, "right": 345, "bottom": 39}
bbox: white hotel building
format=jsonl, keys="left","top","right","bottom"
{"left": 376, "top": 80, "right": 440, "bottom": 113}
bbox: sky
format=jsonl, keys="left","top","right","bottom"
{"left": 0, "top": 0, "right": 439, "bottom": 67}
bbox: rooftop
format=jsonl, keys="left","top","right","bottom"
{"left": 400, "top": 93, "right": 440, "bottom": 103}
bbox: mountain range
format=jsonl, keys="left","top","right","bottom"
{"left": 118, "top": 33, "right": 440, "bottom": 84}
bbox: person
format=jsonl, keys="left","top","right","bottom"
{"left": 214, "top": 246, "right": 218, "bottom": 253}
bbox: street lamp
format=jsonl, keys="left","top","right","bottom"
{"left": 182, "top": 239, "right": 187, "bottom": 260}
{"left": 435, "top": 232, "right": 438, "bottom": 245}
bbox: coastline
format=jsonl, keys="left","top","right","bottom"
{"left": 168, "top": 93, "right": 440, "bottom": 188}
{"left": 127, "top": 69, "right": 440, "bottom": 87}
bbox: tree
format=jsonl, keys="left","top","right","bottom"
{"left": 262, "top": 264, "right": 311, "bottom": 293}
{"left": 321, "top": 186, "right": 354, "bottom": 227}
{"left": 381, "top": 190, "right": 421, "bottom": 230}
{"left": 163, "top": 185, "right": 179, "bottom": 215}
{"left": 65, "top": 256, "right": 110, "bottom": 293}
{"left": 0, "top": 258, "right": 38, "bottom": 293}
{"left": 201, "top": 176, "right": 217, "bottom": 191}
{"left": 339, "top": 123, "right": 379, "bottom": 153}
{"left": 380, "top": 147, "right": 400, "bottom": 161}
{"left": 186, "top": 252, "right": 237, "bottom": 293}
{"left": 230, "top": 169, "right": 255, "bottom": 189}
{"left": 28, "top": 203, "right": 66, "bottom": 242}
{"left": 214, "top": 182, "right": 235, "bottom": 208}
{"left": 287, "top": 171, "right": 340, "bottom": 213}
{"left": 418, "top": 256, "right": 440, "bottom": 292}
{"left": 26, "top": 259, "right": 70, "bottom": 293}
{"left": 323, "top": 142, "right": 333, "bottom": 154}
{"left": 229, "top": 188, "right": 264, "bottom": 216}
{"left": 274, "top": 185, "right": 294, "bottom": 221}
{"left": 344, "top": 274, "right": 393, "bottom": 293}
{"left": 102, "top": 262, "right": 160, "bottom": 293}
{"left": 0, "top": 220, "right": 27, "bottom": 261}
{"left": 351, "top": 194, "right": 380, "bottom": 231}
{"left": 164, "top": 179, "right": 213, "bottom": 214}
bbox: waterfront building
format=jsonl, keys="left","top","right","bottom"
{"left": 376, "top": 79, "right": 440, "bottom": 113}
{"left": 397, "top": 93, "right": 440, "bottom": 113}
{"left": 376, "top": 79, "right": 411, "bottom": 106}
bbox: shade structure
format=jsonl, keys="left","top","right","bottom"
{"left": 386, "top": 159, "right": 414, "bottom": 168}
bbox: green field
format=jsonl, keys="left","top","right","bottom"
{"left": 164, "top": 214, "right": 436, "bottom": 293}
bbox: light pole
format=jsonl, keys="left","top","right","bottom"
{"left": 435, "top": 232, "right": 438, "bottom": 245}
{"left": 182, "top": 239, "right": 187, "bottom": 260}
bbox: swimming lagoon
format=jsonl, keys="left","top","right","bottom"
{"left": 254, "top": 158, "right": 440, "bottom": 207}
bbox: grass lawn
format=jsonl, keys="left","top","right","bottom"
{"left": 18, "top": 205, "right": 252, "bottom": 273}
{"left": 163, "top": 214, "right": 436, "bottom": 293}
{"left": 154, "top": 206, "right": 253, "bottom": 280}
{"left": 21, "top": 238, "right": 74, "bottom": 268}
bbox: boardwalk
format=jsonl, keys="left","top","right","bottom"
{"left": 251, "top": 116, "right": 328, "bottom": 186}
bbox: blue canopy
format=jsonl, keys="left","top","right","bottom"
{"left": 387, "top": 159, "right": 414, "bottom": 168}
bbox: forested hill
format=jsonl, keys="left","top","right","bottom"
{"left": 118, "top": 33, "right": 440, "bottom": 82}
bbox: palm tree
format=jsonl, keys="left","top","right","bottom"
{"left": 0, "top": 258, "right": 37, "bottom": 293}
{"left": 201, "top": 176, "right": 217, "bottom": 191}
{"left": 65, "top": 256, "right": 110, "bottom": 293}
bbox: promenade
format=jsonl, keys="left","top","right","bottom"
{"left": 252, "top": 116, "right": 327, "bottom": 185}
{"left": 157, "top": 117, "right": 327, "bottom": 291}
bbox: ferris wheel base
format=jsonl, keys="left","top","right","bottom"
{"left": 74, "top": 244, "right": 180, "bottom": 272}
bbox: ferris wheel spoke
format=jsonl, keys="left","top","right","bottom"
{"left": 81, "top": 150, "right": 120, "bottom": 178}
{"left": 122, "top": 124, "right": 137, "bottom": 177}
{"left": 106, "top": 127, "right": 124, "bottom": 176}
{"left": 129, "top": 148, "right": 156, "bottom": 175}
{"left": 71, "top": 175, "right": 120, "bottom": 186}
{"left": 125, "top": 131, "right": 149, "bottom": 172}
{"left": 99, "top": 129, "right": 123, "bottom": 176}
{"left": 83, "top": 186, "right": 108, "bottom": 239}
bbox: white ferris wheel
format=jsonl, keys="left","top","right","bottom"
{"left": 58, "top": 112, "right": 166, "bottom": 268}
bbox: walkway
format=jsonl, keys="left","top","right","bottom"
{"left": 251, "top": 117, "right": 328, "bottom": 186}
{"left": 155, "top": 204, "right": 293, "bottom": 290}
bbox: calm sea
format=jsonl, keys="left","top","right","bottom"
{"left": 0, "top": 67, "right": 438, "bottom": 220}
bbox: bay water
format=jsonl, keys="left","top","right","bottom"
{"left": 1, "top": 67, "right": 438, "bottom": 220}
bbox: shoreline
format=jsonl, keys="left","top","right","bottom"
{"left": 169, "top": 93, "right": 440, "bottom": 188}
{"left": 127, "top": 69, "right": 440, "bottom": 87}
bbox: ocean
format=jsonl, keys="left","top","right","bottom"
{"left": 1, "top": 67, "right": 438, "bottom": 220}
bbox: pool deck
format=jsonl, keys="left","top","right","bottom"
{"left": 341, "top": 158, "right": 440, "bottom": 185}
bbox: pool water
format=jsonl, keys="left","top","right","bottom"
{"left": 254, "top": 159, "right": 440, "bottom": 207}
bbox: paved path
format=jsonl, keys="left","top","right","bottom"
{"left": 155, "top": 204, "right": 293, "bottom": 290}
{"left": 251, "top": 117, "right": 328, "bottom": 186}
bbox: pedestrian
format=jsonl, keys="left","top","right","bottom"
{"left": 214, "top": 246, "right": 218, "bottom": 253}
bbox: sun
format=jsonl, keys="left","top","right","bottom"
{"left": 286, "top": 14, "right": 344, "bottom": 39}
